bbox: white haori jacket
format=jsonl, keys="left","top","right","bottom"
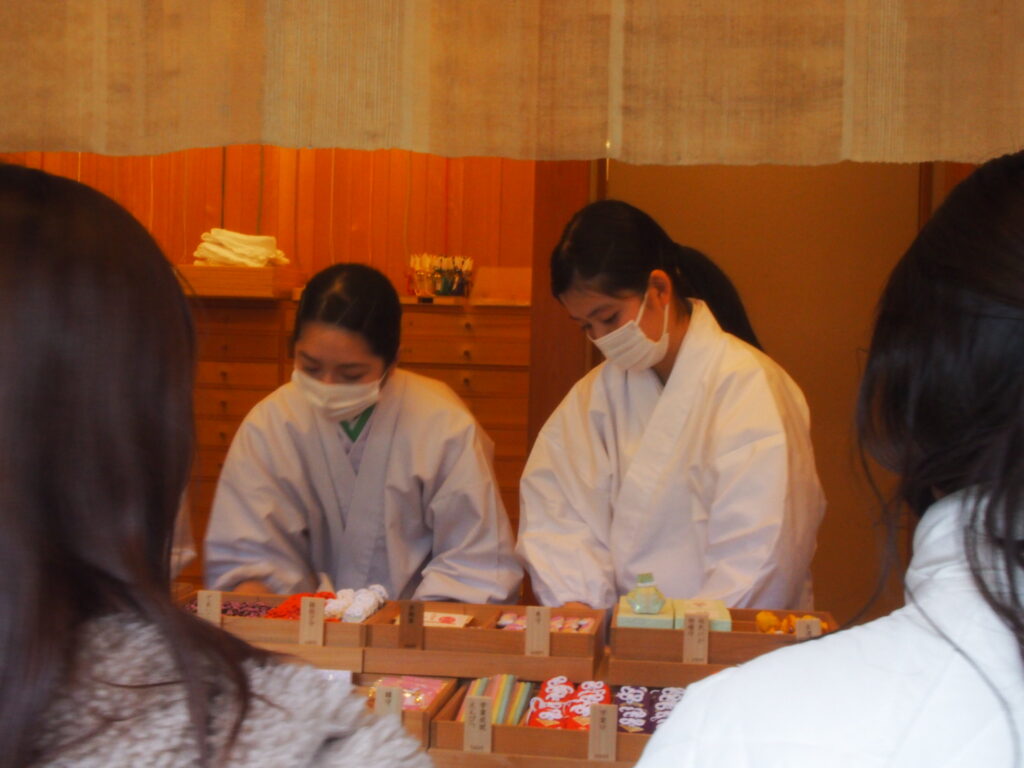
{"left": 517, "top": 300, "right": 824, "bottom": 610}
{"left": 205, "top": 368, "right": 522, "bottom": 602}
{"left": 637, "top": 491, "right": 1024, "bottom": 768}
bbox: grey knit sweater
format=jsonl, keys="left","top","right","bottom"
{"left": 32, "top": 615, "right": 432, "bottom": 767}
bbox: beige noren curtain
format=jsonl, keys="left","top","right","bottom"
{"left": 1, "top": 0, "right": 1022, "bottom": 163}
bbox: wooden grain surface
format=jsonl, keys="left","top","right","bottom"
{"left": 0, "top": 148, "right": 542, "bottom": 297}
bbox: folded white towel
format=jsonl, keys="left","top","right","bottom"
{"left": 206, "top": 228, "right": 278, "bottom": 250}
{"left": 194, "top": 241, "right": 258, "bottom": 267}
{"left": 193, "top": 228, "right": 290, "bottom": 267}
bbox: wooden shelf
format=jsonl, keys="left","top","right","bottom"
{"left": 177, "top": 264, "right": 302, "bottom": 298}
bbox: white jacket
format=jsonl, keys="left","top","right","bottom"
{"left": 637, "top": 491, "right": 1024, "bottom": 768}
{"left": 205, "top": 368, "right": 522, "bottom": 603}
{"left": 517, "top": 300, "right": 824, "bottom": 609}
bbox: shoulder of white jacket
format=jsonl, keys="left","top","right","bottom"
{"left": 241, "top": 379, "right": 314, "bottom": 429}
{"left": 700, "top": 323, "right": 804, "bottom": 404}
{"left": 393, "top": 368, "right": 474, "bottom": 413}
{"left": 533, "top": 361, "right": 611, "bottom": 439}
{"left": 390, "top": 368, "right": 484, "bottom": 439}
{"left": 559, "top": 359, "right": 617, "bottom": 406}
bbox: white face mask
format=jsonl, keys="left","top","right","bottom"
{"left": 291, "top": 369, "right": 382, "bottom": 422}
{"left": 591, "top": 293, "right": 669, "bottom": 371}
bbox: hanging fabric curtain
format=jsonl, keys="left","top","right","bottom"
{"left": 1, "top": 0, "right": 1021, "bottom": 163}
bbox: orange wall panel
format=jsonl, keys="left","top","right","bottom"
{"left": 2, "top": 147, "right": 539, "bottom": 299}
{"left": 260, "top": 146, "right": 299, "bottom": 266}
{"left": 385, "top": 150, "right": 411, "bottom": 288}
{"left": 222, "top": 145, "right": 262, "bottom": 234}
{"left": 445, "top": 157, "right": 465, "bottom": 256}
{"left": 368, "top": 150, "right": 392, "bottom": 275}
{"left": 406, "top": 152, "right": 428, "bottom": 256}
{"left": 498, "top": 159, "right": 536, "bottom": 269}
{"left": 462, "top": 157, "right": 502, "bottom": 267}
{"left": 294, "top": 148, "right": 320, "bottom": 275}
{"left": 181, "top": 148, "right": 226, "bottom": 262}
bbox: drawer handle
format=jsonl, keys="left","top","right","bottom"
{"left": 219, "top": 370, "right": 228, "bottom": 382}
{"left": 220, "top": 344, "right": 229, "bottom": 354}
{"left": 218, "top": 431, "right": 227, "bottom": 441}
{"left": 219, "top": 400, "right": 228, "bottom": 412}
{"left": 463, "top": 321, "right": 473, "bottom": 331}
{"left": 462, "top": 349, "right": 471, "bottom": 360}
{"left": 462, "top": 376, "right": 471, "bottom": 387}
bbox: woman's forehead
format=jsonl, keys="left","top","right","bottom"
{"left": 560, "top": 285, "right": 638, "bottom": 319}
{"left": 296, "top": 321, "right": 376, "bottom": 362}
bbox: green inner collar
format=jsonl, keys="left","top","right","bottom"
{"left": 340, "top": 405, "right": 375, "bottom": 442}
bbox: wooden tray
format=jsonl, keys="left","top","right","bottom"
{"left": 431, "top": 683, "right": 649, "bottom": 764}
{"left": 611, "top": 606, "right": 836, "bottom": 663}
{"left": 192, "top": 590, "right": 368, "bottom": 670}
{"left": 606, "top": 606, "right": 836, "bottom": 685}
{"left": 362, "top": 602, "right": 603, "bottom": 682}
{"left": 353, "top": 673, "right": 458, "bottom": 748}
{"left": 202, "top": 591, "right": 367, "bottom": 647}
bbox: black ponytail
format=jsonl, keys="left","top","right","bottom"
{"left": 668, "top": 244, "right": 762, "bottom": 349}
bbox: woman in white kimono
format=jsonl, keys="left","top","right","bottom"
{"left": 518, "top": 201, "right": 824, "bottom": 610}
{"left": 637, "top": 152, "right": 1024, "bottom": 768}
{"left": 205, "top": 264, "right": 522, "bottom": 602}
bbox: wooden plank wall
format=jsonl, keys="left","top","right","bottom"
{"left": 0, "top": 148, "right": 537, "bottom": 289}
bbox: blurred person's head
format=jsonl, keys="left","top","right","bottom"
{"left": 857, "top": 151, "right": 1024, "bottom": 661}
{"left": 0, "top": 164, "right": 261, "bottom": 767}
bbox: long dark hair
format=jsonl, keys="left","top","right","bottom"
{"left": 292, "top": 263, "right": 402, "bottom": 364}
{"left": 551, "top": 199, "right": 762, "bottom": 349}
{"left": 857, "top": 151, "right": 1024, "bottom": 666}
{"left": 0, "top": 164, "right": 267, "bottom": 766}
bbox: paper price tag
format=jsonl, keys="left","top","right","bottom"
{"left": 398, "top": 600, "right": 425, "bottom": 649}
{"left": 795, "top": 617, "right": 823, "bottom": 640}
{"left": 299, "top": 597, "right": 326, "bottom": 646}
{"left": 525, "top": 605, "right": 551, "bottom": 656}
{"left": 463, "top": 696, "right": 493, "bottom": 753}
{"left": 682, "top": 611, "right": 709, "bottom": 664}
{"left": 588, "top": 704, "right": 618, "bottom": 761}
{"left": 196, "top": 590, "right": 222, "bottom": 626}
{"left": 376, "top": 685, "right": 404, "bottom": 718}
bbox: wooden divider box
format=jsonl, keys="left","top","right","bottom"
{"left": 430, "top": 683, "right": 646, "bottom": 767}
{"left": 363, "top": 602, "right": 604, "bottom": 682}
{"left": 353, "top": 674, "right": 458, "bottom": 748}
{"left": 191, "top": 591, "right": 367, "bottom": 671}
{"left": 607, "top": 606, "right": 836, "bottom": 686}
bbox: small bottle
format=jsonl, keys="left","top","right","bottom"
{"left": 626, "top": 572, "right": 666, "bottom": 614}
